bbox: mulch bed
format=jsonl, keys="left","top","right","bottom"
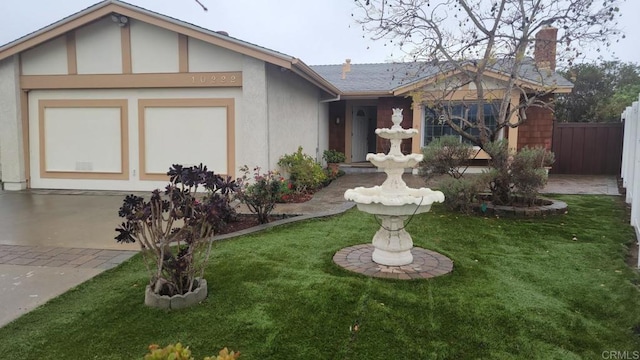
{"left": 278, "top": 193, "right": 313, "bottom": 203}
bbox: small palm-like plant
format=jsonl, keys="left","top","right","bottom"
{"left": 115, "top": 164, "right": 237, "bottom": 297}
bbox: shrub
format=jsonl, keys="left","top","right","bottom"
{"left": 115, "top": 164, "right": 238, "bottom": 297}
{"left": 418, "top": 135, "right": 476, "bottom": 180}
{"left": 322, "top": 149, "right": 346, "bottom": 163}
{"left": 235, "top": 166, "right": 282, "bottom": 224}
{"left": 277, "top": 146, "right": 327, "bottom": 193}
{"left": 484, "top": 141, "right": 555, "bottom": 205}
{"left": 438, "top": 176, "right": 486, "bottom": 213}
{"left": 483, "top": 140, "right": 514, "bottom": 205}
{"left": 144, "top": 343, "right": 240, "bottom": 360}
{"left": 511, "top": 147, "right": 554, "bottom": 205}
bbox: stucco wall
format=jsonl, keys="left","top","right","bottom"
{"left": 318, "top": 100, "right": 330, "bottom": 165}
{"left": 4, "top": 17, "right": 330, "bottom": 189}
{"left": 266, "top": 63, "right": 323, "bottom": 169}
{"left": 188, "top": 37, "right": 243, "bottom": 72}
{"left": 21, "top": 36, "right": 67, "bottom": 75}
{"left": 0, "top": 56, "right": 26, "bottom": 190}
{"left": 237, "top": 56, "right": 269, "bottom": 172}
{"left": 130, "top": 20, "right": 179, "bottom": 73}
{"left": 75, "top": 17, "right": 122, "bottom": 74}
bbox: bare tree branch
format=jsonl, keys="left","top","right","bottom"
{"left": 354, "top": 0, "right": 623, "bottom": 151}
{"left": 195, "top": 0, "right": 208, "bottom": 11}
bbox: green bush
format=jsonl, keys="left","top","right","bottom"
{"left": 484, "top": 141, "right": 555, "bottom": 205}
{"left": 235, "top": 166, "right": 283, "bottom": 224}
{"left": 438, "top": 176, "right": 486, "bottom": 213}
{"left": 422, "top": 137, "right": 556, "bottom": 210}
{"left": 511, "top": 147, "right": 554, "bottom": 205}
{"left": 483, "top": 140, "right": 513, "bottom": 205}
{"left": 322, "top": 149, "right": 346, "bottom": 163}
{"left": 277, "top": 146, "right": 327, "bottom": 193}
{"left": 418, "top": 135, "right": 476, "bottom": 180}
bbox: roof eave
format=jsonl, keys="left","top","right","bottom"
{"left": 386, "top": 61, "right": 574, "bottom": 95}
{"left": 291, "top": 59, "right": 341, "bottom": 98}
{"left": 550, "top": 86, "right": 573, "bottom": 94}
{"left": 340, "top": 91, "right": 393, "bottom": 100}
{"left": 0, "top": 0, "right": 296, "bottom": 68}
{"left": 0, "top": 1, "right": 116, "bottom": 61}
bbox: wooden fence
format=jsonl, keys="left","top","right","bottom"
{"left": 620, "top": 97, "right": 640, "bottom": 268}
{"left": 551, "top": 122, "right": 623, "bottom": 175}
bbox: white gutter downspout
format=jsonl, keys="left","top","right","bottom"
{"left": 320, "top": 95, "right": 341, "bottom": 103}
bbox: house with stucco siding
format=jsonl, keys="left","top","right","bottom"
{"left": 0, "top": 0, "right": 571, "bottom": 191}
{"left": 0, "top": 0, "right": 339, "bottom": 191}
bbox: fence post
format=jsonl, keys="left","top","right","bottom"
{"left": 621, "top": 110, "right": 629, "bottom": 182}
{"left": 620, "top": 95, "right": 640, "bottom": 269}
{"left": 631, "top": 97, "right": 640, "bottom": 268}
{"left": 625, "top": 102, "right": 638, "bottom": 204}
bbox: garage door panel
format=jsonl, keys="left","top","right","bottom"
{"left": 143, "top": 107, "right": 227, "bottom": 175}
{"left": 37, "top": 99, "right": 129, "bottom": 180}
{"left": 44, "top": 107, "right": 123, "bottom": 172}
{"left": 138, "top": 98, "right": 234, "bottom": 181}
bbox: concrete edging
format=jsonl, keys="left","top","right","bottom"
{"left": 210, "top": 202, "right": 356, "bottom": 242}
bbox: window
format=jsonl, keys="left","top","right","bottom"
{"left": 423, "top": 102, "right": 500, "bottom": 146}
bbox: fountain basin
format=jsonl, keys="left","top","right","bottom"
{"left": 356, "top": 202, "right": 433, "bottom": 216}
{"left": 345, "top": 186, "right": 444, "bottom": 216}
{"left": 376, "top": 128, "right": 418, "bottom": 139}
{"left": 367, "top": 153, "right": 423, "bottom": 169}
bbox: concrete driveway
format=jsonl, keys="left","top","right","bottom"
{"left": 0, "top": 174, "right": 622, "bottom": 327}
{"left": 0, "top": 190, "right": 137, "bottom": 326}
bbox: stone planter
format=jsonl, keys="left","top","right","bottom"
{"left": 144, "top": 278, "right": 208, "bottom": 310}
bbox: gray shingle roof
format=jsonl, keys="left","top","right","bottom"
{"left": 311, "top": 58, "right": 573, "bottom": 94}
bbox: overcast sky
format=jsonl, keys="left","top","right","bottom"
{"left": 1, "top": 0, "right": 639, "bottom": 66}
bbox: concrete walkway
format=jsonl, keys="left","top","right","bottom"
{"left": 0, "top": 173, "right": 621, "bottom": 327}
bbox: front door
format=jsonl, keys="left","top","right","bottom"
{"left": 351, "top": 106, "right": 377, "bottom": 162}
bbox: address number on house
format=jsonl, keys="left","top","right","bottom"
{"left": 188, "top": 72, "right": 242, "bottom": 87}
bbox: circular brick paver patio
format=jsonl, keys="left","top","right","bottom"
{"left": 333, "top": 244, "right": 453, "bottom": 280}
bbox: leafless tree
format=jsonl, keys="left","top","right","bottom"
{"left": 354, "top": 0, "right": 623, "bottom": 151}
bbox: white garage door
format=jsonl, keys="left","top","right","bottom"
{"left": 28, "top": 89, "right": 236, "bottom": 191}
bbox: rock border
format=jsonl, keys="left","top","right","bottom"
{"left": 475, "top": 197, "right": 568, "bottom": 217}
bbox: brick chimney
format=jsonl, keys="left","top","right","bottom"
{"left": 534, "top": 26, "right": 558, "bottom": 71}
{"left": 341, "top": 59, "right": 351, "bottom": 80}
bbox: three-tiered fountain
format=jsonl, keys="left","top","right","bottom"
{"left": 336, "top": 109, "right": 450, "bottom": 278}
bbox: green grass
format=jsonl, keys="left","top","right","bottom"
{"left": 0, "top": 195, "right": 638, "bottom": 359}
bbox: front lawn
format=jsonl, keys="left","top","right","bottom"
{"left": 0, "top": 195, "right": 638, "bottom": 359}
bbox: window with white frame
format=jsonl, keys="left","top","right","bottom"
{"left": 423, "top": 102, "right": 501, "bottom": 146}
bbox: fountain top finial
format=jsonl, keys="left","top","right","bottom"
{"left": 391, "top": 108, "right": 403, "bottom": 128}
